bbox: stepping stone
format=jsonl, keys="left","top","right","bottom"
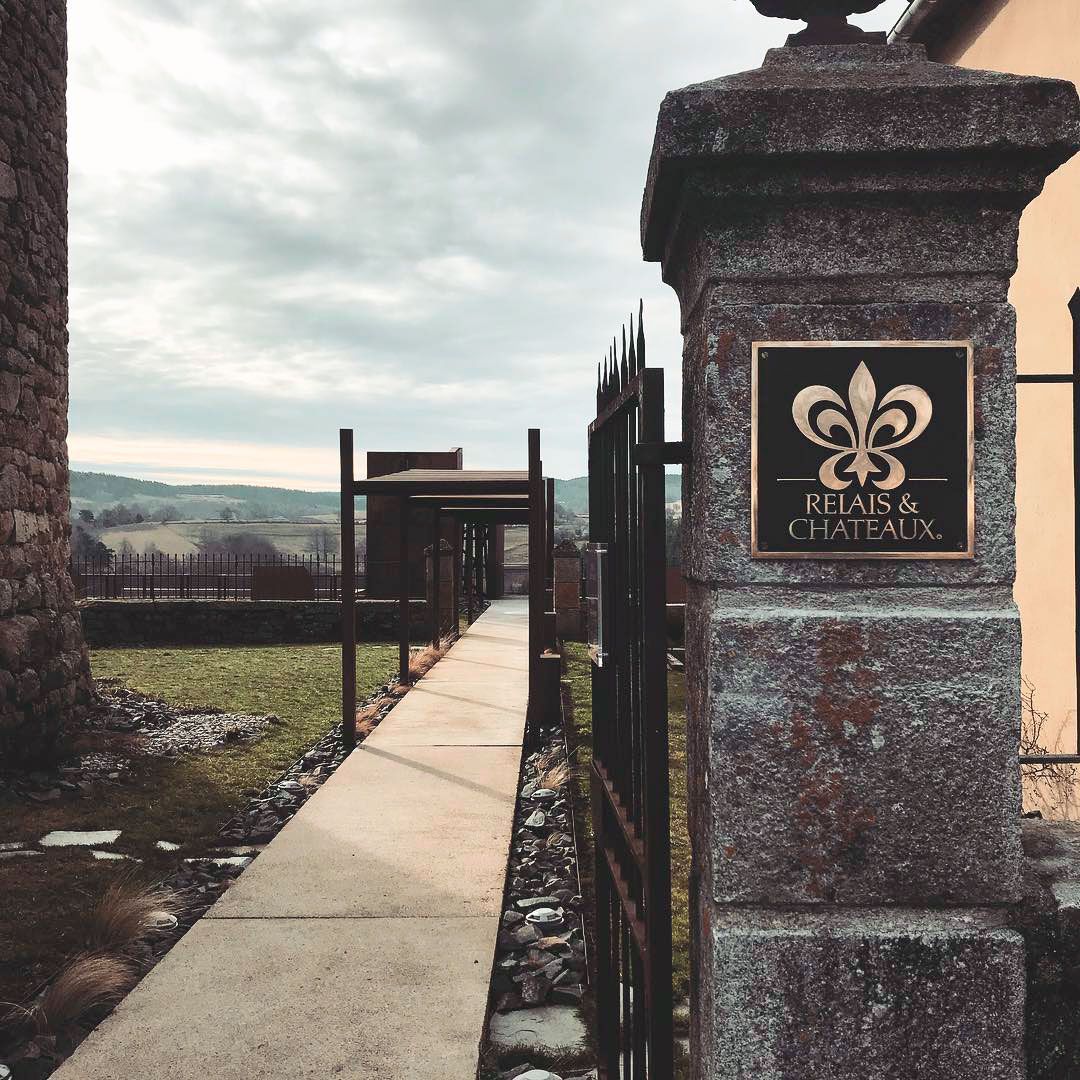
{"left": 92, "top": 850, "right": 138, "bottom": 861}
{"left": 40, "top": 829, "right": 121, "bottom": 848}
{"left": 185, "top": 856, "right": 253, "bottom": 868}
{"left": 488, "top": 1004, "right": 588, "bottom": 1056}
{"left": 0, "top": 842, "right": 25, "bottom": 851}
{"left": 156, "top": 840, "right": 181, "bottom": 852}
{"left": 0, "top": 850, "right": 41, "bottom": 860}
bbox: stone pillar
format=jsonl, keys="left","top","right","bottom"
{"left": 642, "top": 43, "right": 1080, "bottom": 1078}
{"left": 0, "top": 0, "right": 91, "bottom": 764}
{"left": 425, "top": 539, "right": 454, "bottom": 641}
{"left": 553, "top": 540, "right": 583, "bottom": 640}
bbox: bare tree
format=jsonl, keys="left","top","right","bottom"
{"left": 306, "top": 527, "right": 338, "bottom": 559}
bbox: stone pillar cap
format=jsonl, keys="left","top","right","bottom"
{"left": 642, "top": 43, "right": 1080, "bottom": 260}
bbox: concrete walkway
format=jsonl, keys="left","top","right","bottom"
{"left": 54, "top": 599, "right": 528, "bottom": 1080}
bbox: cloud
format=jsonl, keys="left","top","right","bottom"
{"left": 67, "top": 0, "right": 912, "bottom": 485}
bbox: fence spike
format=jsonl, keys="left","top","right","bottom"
{"left": 621, "top": 325, "right": 629, "bottom": 386}
{"left": 637, "top": 299, "right": 645, "bottom": 369}
{"left": 628, "top": 312, "right": 637, "bottom": 378}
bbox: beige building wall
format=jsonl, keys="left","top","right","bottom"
{"left": 939, "top": 0, "right": 1080, "bottom": 777}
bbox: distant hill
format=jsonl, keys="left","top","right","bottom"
{"left": 70, "top": 471, "right": 350, "bottom": 521}
{"left": 71, "top": 470, "right": 682, "bottom": 524}
{"left": 555, "top": 473, "right": 681, "bottom": 516}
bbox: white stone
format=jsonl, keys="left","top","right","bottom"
{"left": 518, "top": 1071, "right": 563, "bottom": 1080}
{"left": 41, "top": 829, "right": 121, "bottom": 848}
{"left": 156, "top": 841, "right": 181, "bottom": 852}
{"left": 488, "top": 1005, "right": 588, "bottom": 1055}
{"left": 0, "top": 842, "right": 25, "bottom": 851}
{"left": 92, "top": 850, "right": 138, "bottom": 862}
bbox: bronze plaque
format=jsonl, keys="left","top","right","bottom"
{"left": 751, "top": 341, "right": 974, "bottom": 560}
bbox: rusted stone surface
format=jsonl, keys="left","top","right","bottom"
{"left": 644, "top": 40, "right": 1080, "bottom": 1079}
{"left": 0, "top": 0, "right": 91, "bottom": 764}
{"left": 689, "top": 586, "right": 1021, "bottom": 905}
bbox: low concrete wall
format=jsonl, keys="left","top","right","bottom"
{"left": 79, "top": 599, "right": 429, "bottom": 648}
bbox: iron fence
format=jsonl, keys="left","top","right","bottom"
{"left": 588, "top": 305, "right": 679, "bottom": 1078}
{"left": 71, "top": 552, "right": 365, "bottom": 602}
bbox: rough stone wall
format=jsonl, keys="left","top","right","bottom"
{"left": 0, "top": 0, "right": 90, "bottom": 764}
{"left": 79, "top": 599, "right": 430, "bottom": 648}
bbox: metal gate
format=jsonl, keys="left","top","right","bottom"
{"left": 587, "top": 309, "right": 680, "bottom": 1078}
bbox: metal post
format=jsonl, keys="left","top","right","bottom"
{"left": 465, "top": 524, "right": 475, "bottom": 625}
{"left": 431, "top": 509, "right": 442, "bottom": 649}
{"left": 340, "top": 429, "right": 356, "bottom": 749}
{"left": 452, "top": 517, "right": 461, "bottom": 639}
{"left": 527, "top": 429, "right": 543, "bottom": 727}
{"left": 398, "top": 496, "right": 410, "bottom": 685}
{"left": 1072, "top": 287, "right": 1080, "bottom": 754}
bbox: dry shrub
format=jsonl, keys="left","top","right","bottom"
{"left": 406, "top": 637, "right": 452, "bottom": 684}
{"left": 1021, "top": 678, "right": 1080, "bottom": 820}
{"left": 32, "top": 954, "right": 135, "bottom": 1035}
{"left": 85, "top": 879, "right": 180, "bottom": 954}
{"left": 535, "top": 746, "right": 569, "bottom": 790}
{"left": 355, "top": 699, "right": 385, "bottom": 738}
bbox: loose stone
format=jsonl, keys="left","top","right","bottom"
{"left": 516, "top": 895, "right": 559, "bottom": 911}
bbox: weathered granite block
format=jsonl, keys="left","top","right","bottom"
{"left": 688, "top": 585, "right": 1021, "bottom": 905}
{"left": 1015, "top": 818, "right": 1080, "bottom": 1079}
{"left": 696, "top": 908, "right": 1025, "bottom": 1080}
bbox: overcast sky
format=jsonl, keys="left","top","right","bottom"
{"left": 66, "top": 0, "right": 910, "bottom": 489}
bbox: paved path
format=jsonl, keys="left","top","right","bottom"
{"left": 54, "top": 599, "right": 528, "bottom": 1080}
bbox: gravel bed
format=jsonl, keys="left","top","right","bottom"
{"left": 486, "top": 703, "right": 594, "bottom": 1080}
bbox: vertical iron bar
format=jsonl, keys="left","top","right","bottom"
{"left": 340, "top": 429, "right": 356, "bottom": 750}
{"left": 1072, "top": 288, "right": 1080, "bottom": 754}
{"left": 640, "top": 366, "right": 673, "bottom": 1074}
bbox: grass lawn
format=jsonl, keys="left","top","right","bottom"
{"left": 562, "top": 642, "right": 690, "bottom": 1005}
{"left": 0, "top": 642, "right": 398, "bottom": 1010}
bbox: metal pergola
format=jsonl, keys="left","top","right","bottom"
{"left": 338, "top": 429, "right": 553, "bottom": 746}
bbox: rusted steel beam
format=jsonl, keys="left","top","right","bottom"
{"left": 398, "top": 496, "right": 410, "bottom": 685}
{"left": 339, "top": 429, "right": 356, "bottom": 750}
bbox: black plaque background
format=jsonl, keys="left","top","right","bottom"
{"left": 753, "top": 344, "right": 972, "bottom": 558}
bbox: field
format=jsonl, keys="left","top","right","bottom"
{"left": 97, "top": 518, "right": 366, "bottom": 557}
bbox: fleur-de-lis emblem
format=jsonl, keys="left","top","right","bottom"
{"left": 792, "top": 361, "right": 932, "bottom": 490}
